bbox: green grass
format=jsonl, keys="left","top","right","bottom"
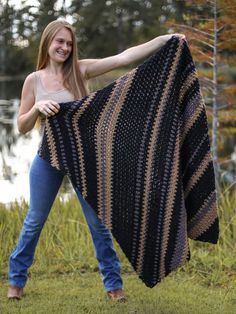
{"left": 0, "top": 189, "right": 236, "bottom": 313}
{"left": 1, "top": 190, "right": 235, "bottom": 279}
{"left": 0, "top": 272, "right": 235, "bottom": 314}
{"left": 0, "top": 194, "right": 134, "bottom": 276}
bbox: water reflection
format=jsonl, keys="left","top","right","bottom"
{"left": 0, "top": 96, "right": 42, "bottom": 204}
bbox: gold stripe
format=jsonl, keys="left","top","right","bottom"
{"left": 188, "top": 198, "right": 218, "bottom": 239}
{"left": 180, "top": 99, "right": 205, "bottom": 147}
{"left": 159, "top": 128, "right": 180, "bottom": 279}
{"left": 178, "top": 70, "right": 197, "bottom": 104}
{"left": 136, "top": 39, "right": 184, "bottom": 276}
{"left": 184, "top": 151, "right": 212, "bottom": 198}
{"left": 96, "top": 71, "right": 136, "bottom": 228}
{"left": 72, "top": 94, "right": 97, "bottom": 198}
{"left": 45, "top": 119, "right": 60, "bottom": 170}
{"left": 188, "top": 191, "right": 215, "bottom": 225}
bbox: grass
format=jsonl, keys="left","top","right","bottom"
{"left": 0, "top": 193, "right": 134, "bottom": 276}
{"left": 0, "top": 271, "right": 236, "bottom": 314}
{"left": 0, "top": 188, "right": 236, "bottom": 313}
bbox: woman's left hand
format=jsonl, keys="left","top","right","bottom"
{"left": 162, "top": 33, "right": 186, "bottom": 43}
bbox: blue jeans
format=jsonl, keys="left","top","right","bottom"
{"left": 8, "top": 154, "right": 122, "bottom": 291}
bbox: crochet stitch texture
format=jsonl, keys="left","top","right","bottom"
{"left": 38, "top": 36, "right": 219, "bottom": 288}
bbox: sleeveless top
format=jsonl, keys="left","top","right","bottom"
{"left": 33, "top": 71, "right": 75, "bottom": 134}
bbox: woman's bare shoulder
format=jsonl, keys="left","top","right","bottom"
{"left": 21, "top": 72, "right": 37, "bottom": 96}
{"left": 24, "top": 72, "right": 37, "bottom": 85}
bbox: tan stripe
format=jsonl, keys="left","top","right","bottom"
{"left": 45, "top": 119, "right": 60, "bottom": 170}
{"left": 180, "top": 102, "right": 204, "bottom": 146}
{"left": 188, "top": 191, "right": 215, "bottom": 225}
{"left": 136, "top": 39, "right": 184, "bottom": 275}
{"left": 96, "top": 71, "right": 136, "bottom": 228}
{"left": 72, "top": 94, "right": 97, "bottom": 198}
{"left": 188, "top": 200, "right": 218, "bottom": 239}
{"left": 159, "top": 129, "right": 180, "bottom": 279}
{"left": 184, "top": 151, "right": 212, "bottom": 198}
{"left": 178, "top": 70, "right": 197, "bottom": 104}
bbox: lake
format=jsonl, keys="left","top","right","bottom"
{"left": 0, "top": 80, "right": 42, "bottom": 204}
{"left": 0, "top": 78, "right": 235, "bottom": 204}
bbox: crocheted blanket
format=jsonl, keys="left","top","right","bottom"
{"left": 38, "top": 36, "right": 219, "bottom": 288}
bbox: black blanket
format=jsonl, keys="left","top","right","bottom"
{"left": 38, "top": 36, "right": 219, "bottom": 288}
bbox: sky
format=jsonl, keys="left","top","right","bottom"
{"left": 5, "top": 0, "right": 39, "bottom": 9}
{"left": 4, "top": 0, "right": 72, "bottom": 10}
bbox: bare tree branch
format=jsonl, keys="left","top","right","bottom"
{"left": 190, "top": 38, "right": 215, "bottom": 49}
{"left": 194, "top": 48, "right": 214, "bottom": 60}
{"left": 217, "top": 104, "right": 230, "bottom": 110}
{"left": 172, "top": 23, "right": 214, "bottom": 38}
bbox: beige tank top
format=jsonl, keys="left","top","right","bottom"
{"left": 33, "top": 71, "right": 75, "bottom": 134}
{"left": 34, "top": 71, "right": 75, "bottom": 103}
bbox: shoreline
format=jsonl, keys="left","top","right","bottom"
{"left": 0, "top": 75, "right": 26, "bottom": 82}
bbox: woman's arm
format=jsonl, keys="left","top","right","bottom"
{"left": 79, "top": 33, "right": 185, "bottom": 79}
{"left": 17, "top": 73, "right": 60, "bottom": 134}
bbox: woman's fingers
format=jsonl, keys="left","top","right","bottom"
{"left": 44, "top": 106, "right": 56, "bottom": 116}
{"left": 47, "top": 101, "right": 60, "bottom": 115}
{"left": 37, "top": 100, "right": 60, "bottom": 116}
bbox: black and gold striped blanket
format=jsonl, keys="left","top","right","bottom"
{"left": 38, "top": 36, "right": 219, "bottom": 288}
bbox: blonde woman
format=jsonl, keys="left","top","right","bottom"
{"left": 7, "top": 19, "right": 184, "bottom": 301}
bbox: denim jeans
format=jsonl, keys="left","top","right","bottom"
{"left": 8, "top": 154, "right": 122, "bottom": 291}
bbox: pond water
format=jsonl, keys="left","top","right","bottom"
{"left": 0, "top": 80, "right": 42, "bottom": 204}
{"left": 0, "top": 79, "right": 235, "bottom": 204}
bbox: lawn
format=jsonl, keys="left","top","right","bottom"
{"left": 0, "top": 270, "right": 235, "bottom": 314}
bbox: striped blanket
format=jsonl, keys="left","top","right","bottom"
{"left": 38, "top": 36, "right": 219, "bottom": 288}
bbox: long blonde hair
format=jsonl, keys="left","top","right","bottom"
{"left": 36, "top": 20, "right": 88, "bottom": 99}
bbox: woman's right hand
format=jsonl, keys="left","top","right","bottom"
{"left": 35, "top": 100, "right": 60, "bottom": 117}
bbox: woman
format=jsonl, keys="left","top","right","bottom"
{"left": 7, "top": 19, "right": 184, "bottom": 301}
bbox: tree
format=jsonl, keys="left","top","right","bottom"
{"left": 70, "top": 0, "right": 168, "bottom": 58}
{"left": 169, "top": 0, "right": 236, "bottom": 196}
{"left": 0, "top": 0, "right": 17, "bottom": 75}
{"left": 0, "top": 0, "right": 36, "bottom": 75}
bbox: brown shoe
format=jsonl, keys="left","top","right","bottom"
{"left": 107, "top": 289, "right": 126, "bottom": 302}
{"left": 7, "top": 286, "right": 24, "bottom": 300}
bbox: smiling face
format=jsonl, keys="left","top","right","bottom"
{"left": 48, "top": 27, "right": 73, "bottom": 64}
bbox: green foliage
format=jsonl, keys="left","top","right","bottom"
{"left": 37, "top": 0, "right": 60, "bottom": 34}
{"left": 70, "top": 0, "right": 168, "bottom": 58}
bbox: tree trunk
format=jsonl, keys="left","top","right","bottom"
{"left": 212, "top": 0, "right": 221, "bottom": 198}
{"left": 116, "top": 9, "right": 124, "bottom": 53}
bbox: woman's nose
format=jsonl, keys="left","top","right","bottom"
{"left": 62, "top": 43, "right": 69, "bottom": 51}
